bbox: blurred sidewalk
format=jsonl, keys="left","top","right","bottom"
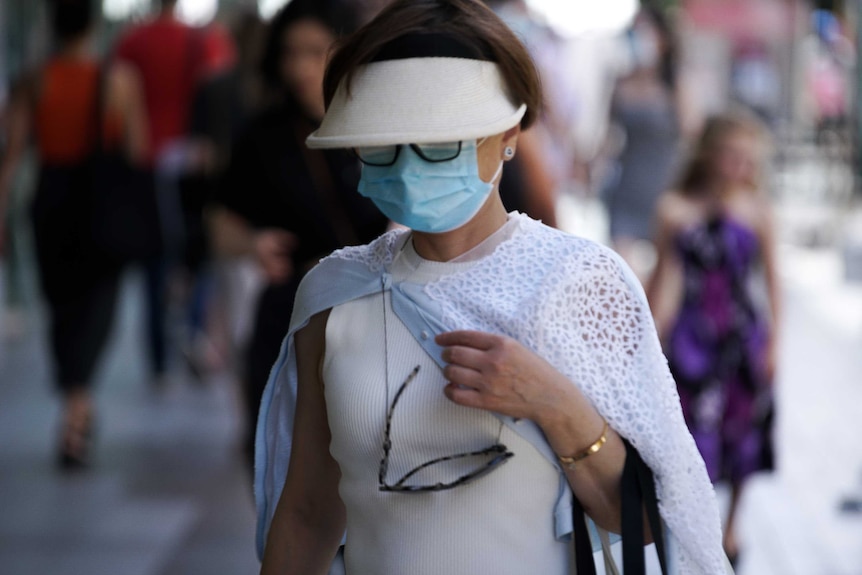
{"left": 0, "top": 271, "right": 259, "bottom": 575}
{"left": 736, "top": 240, "right": 862, "bottom": 575}
{"left": 741, "top": 134, "right": 862, "bottom": 574}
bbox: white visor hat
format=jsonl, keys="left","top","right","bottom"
{"left": 306, "top": 34, "right": 527, "bottom": 149}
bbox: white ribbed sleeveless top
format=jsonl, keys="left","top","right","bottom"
{"left": 323, "top": 223, "right": 573, "bottom": 575}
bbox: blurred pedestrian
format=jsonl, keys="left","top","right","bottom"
{"left": 730, "top": 42, "right": 780, "bottom": 130}
{"left": 647, "top": 112, "right": 780, "bottom": 564}
{"left": 603, "top": 5, "right": 683, "bottom": 280}
{"left": 114, "top": 0, "right": 208, "bottom": 167}
{"left": 484, "top": 0, "right": 560, "bottom": 227}
{"left": 807, "top": 10, "right": 851, "bottom": 147}
{"left": 167, "top": 17, "right": 247, "bottom": 381}
{"left": 188, "top": 8, "right": 267, "bottom": 379}
{"left": 256, "top": 1, "right": 730, "bottom": 574}
{"left": 0, "top": 90, "right": 36, "bottom": 342}
{"left": 114, "top": 0, "right": 210, "bottom": 386}
{"left": 214, "top": 0, "right": 387, "bottom": 470}
{"left": 0, "top": 0, "right": 147, "bottom": 468}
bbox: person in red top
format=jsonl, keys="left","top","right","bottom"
{"left": 115, "top": 0, "right": 212, "bottom": 384}
{"left": 115, "top": 0, "right": 207, "bottom": 165}
{"left": 0, "top": 0, "right": 147, "bottom": 469}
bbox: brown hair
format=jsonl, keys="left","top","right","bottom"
{"left": 322, "top": 0, "right": 542, "bottom": 129}
{"left": 676, "top": 111, "right": 769, "bottom": 196}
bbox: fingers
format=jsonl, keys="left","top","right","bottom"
{"left": 255, "top": 229, "right": 296, "bottom": 283}
{"left": 260, "top": 252, "right": 293, "bottom": 283}
{"left": 437, "top": 331, "right": 518, "bottom": 413}
{"left": 442, "top": 363, "right": 483, "bottom": 390}
{"left": 440, "top": 344, "right": 486, "bottom": 371}
{"left": 435, "top": 330, "right": 499, "bottom": 350}
{"left": 265, "top": 263, "right": 292, "bottom": 284}
{"left": 438, "top": 330, "right": 511, "bottom": 385}
{"left": 256, "top": 229, "right": 297, "bottom": 255}
{"left": 443, "top": 382, "right": 484, "bottom": 409}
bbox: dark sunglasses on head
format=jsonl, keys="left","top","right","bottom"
{"left": 378, "top": 365, "right": 514, "bottom": 493}
{"left": 353, "top": 141, "right": 463, "bottom": 167}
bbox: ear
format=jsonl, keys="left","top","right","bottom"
{"left": 501, "top": 125, "right": 521, "bottom": 160}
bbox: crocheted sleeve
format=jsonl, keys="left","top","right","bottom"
{"left": 537, "top": 243, "right": 726, "bottom": 575}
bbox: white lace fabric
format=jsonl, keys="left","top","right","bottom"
{"left": 325, "top": 213, "right": 726, "bottom": 574}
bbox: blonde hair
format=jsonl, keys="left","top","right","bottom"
{"left": 677, "top": 111, "right": 769, "bottom": 196}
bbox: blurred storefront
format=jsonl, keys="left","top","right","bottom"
{"left": 678, "top": 0, "right": 859, "bottom": 191}
{"left": 670, "top": 0, "right": 860, "bottom": 272}
{"left": 678, "top": 0, "right": 806, "bottom": 132}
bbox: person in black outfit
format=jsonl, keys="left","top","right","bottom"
{"left": 0, "top": 0, "right": 147, "bottom": 469}
{"left": 216, "top": 0, "right": 387, "bottom": 468}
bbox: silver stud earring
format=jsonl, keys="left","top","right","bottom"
{"left": 504, "top": 146, "right": 515, "bottom": 159}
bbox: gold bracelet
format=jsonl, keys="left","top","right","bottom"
{"left": 557, "top": 419, "right": 609, "bottom": 469}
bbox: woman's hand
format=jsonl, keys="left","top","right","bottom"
{"left": 254, "top": 229, "right": 297, "bottom": 284}
{"left": 437, "top": 329, "right": 628, "bottom": 532}
{"left": 435, "top": 330, "right": 577, "bottom": 426}
{"left": 437, "top": 330, "right": 628, "bottom": 532}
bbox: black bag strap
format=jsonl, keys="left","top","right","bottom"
{"left": 621, "top": 440, "right": 646, "bottom": 574}
{"left": 571, "top": 439, "right": 668, "bottom": 574}
{"left": 637, "top": 443, "right": 669, "bottom": 574}
{"left": 571, "top": 488, "right": 598, "bottom": 574}
{"left": 621, "top": 439, "right": 669, "bottom": 574}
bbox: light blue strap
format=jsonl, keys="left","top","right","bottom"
{"left": 391, "top": 280, "right": 449, "bottom": 368}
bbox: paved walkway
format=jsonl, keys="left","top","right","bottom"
{"left": 735, "top": 244, "right": 862, "bottom": 575}
{"left": 0, "top": 272, "right": 259, "bottom": 575}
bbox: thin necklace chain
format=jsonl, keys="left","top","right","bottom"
{"left": 382, "top": 279, "right": 391, "bottom": 418}
{"left": 381, "top": 235, "right": 506, "bottom": 448}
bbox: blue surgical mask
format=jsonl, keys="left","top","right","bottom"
{"left": 357, "top": 139, "right": 503, "bottom": 234}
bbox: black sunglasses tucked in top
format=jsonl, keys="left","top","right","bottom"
{"left": 378, "top": 365, "right": 514, "bottom": 493}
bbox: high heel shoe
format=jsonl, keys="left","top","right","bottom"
{"left": 57, "top": 413, "right": 94, "bottom": 471}
{"left": 723, "top": 539, "right": 740, "bottom": 570}
{"left": 726, "top": 550, "right": 739, "bottom": 570}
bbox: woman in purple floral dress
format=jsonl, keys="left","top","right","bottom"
{"left": 647, "top": 113, "right": 780, "bottom": 563}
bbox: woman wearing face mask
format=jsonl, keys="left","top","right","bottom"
{"left": 256, "top": 1, "right": 731, "bottom": 574}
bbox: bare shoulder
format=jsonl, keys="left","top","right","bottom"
{"left": 727, "top": 187, "right": 774, "bottom": 234}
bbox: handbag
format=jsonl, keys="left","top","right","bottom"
{"left": 571, "top": 440, "right": 669, "bottom": 575}
{"left": 89, "top": 150, "right": 163, "bottom": 263}
{"left": 88, "top": 68, "right": 165, "bottom": 264}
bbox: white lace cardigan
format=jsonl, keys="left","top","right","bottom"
{"left": 255, "top": 213, "right": 728, "bottom": 574}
